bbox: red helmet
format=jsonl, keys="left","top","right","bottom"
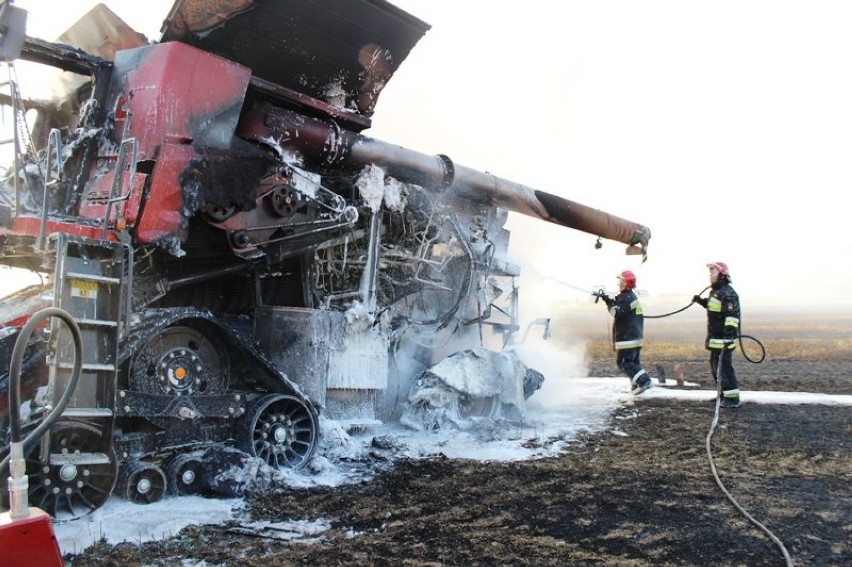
{"left": 707, "top": 262, "right": 730, "bottom": 276}
{"left": 617, "top": 270, "right": 636, "bottom": 289}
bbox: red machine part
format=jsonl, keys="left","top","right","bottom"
{"left": 0, "top": 507, "right": 63, "bottom": 566}
{"left": 135, "top": 144, "right": 196, "bottom": 243}
{"left": 78, "top": 170, "right": 147, "bottom": 227}
{"left": 106, "top": 42, "right": 254, "bottom": 244}
{"left": 111, "top": 41, "right": 252, "bottom": 158}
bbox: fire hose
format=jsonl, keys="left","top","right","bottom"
{"left": 591, "top": 284, "right": 790, "bottom": 564}
{"left": 648, "top": 293, "right": 790, "bottom": 566}
{"left": 705, "top": 353, "right": 794, "bottom": 567}
{"left": 591, "top": 285, "right": 766, "bottom": 362}
{"left": 0, "top": 308, "right": 81, "bottom": 566}
{"left": 1, "top": 308, "right": 83, "bottom": 512}
{"left": 643, "top": 288, "right": 766, "bottom": 364}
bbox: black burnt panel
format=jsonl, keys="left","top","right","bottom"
{"left": 160, "top": 0, "right": 429, "bottom": 118}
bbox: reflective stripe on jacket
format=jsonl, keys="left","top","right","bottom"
{"left": 610, "top": 290, "right": 644, "bottom": 350}
{"left": 705, "top": 282, "right": 740, "bottom": 350}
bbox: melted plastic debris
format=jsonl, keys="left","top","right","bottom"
{"left": 355, "top": 164, "right": 385, "bottom": 212}
{"left": 229, "top": 518, "right": 333, "bottom": 543}
{"left": 354, "top": 165, "right": 409, "bottom": 213}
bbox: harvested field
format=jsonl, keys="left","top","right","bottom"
{"left": 65, "top": 310, "right": 852, "bottom": 566}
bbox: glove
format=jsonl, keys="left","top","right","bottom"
{"left": 592, "top": 291, "right": 612, "bottom": 305}
{"left": 692, "top": 295, "right": 701, "bottom": 303}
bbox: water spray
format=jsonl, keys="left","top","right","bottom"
{"left": 525, "top": 271, "right": 598, "bottom": 296}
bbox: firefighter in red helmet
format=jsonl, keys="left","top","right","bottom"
{"left": 692, "top": 262, "right": 741, "bottom": 408}
{"left": 593, "top": 270, "right": 653, "bottom": 395}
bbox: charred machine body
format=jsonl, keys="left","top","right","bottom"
{"left": 0, "top": 0, "right": 650, "bottom": 518}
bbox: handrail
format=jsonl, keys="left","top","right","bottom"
{"left": 101, "top": 110, "right": 137, "bottom": 240}
{"left": 36, "top": 128, "right": 63, "bottom": 251}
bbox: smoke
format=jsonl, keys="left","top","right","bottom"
{"left": 497, "top": 213, "right": 622, "bottom": 412}
{"left": 508, "top": 248, "right": 592, "bottom": 375}
{"left": 511, "top": 338, "right": 591, "bottom": 411}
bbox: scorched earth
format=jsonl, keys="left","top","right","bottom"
{"left": 62, "top": 348, "right": 852, "bottom": 567}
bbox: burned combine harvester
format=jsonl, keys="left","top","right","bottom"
{"left": 0, "top": 0, "right": 650, "bottom": 519}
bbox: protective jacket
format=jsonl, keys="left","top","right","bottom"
{"left": 604, "top": 289, "right": 644, "bottom": 350}
{"left": 696, "top": 280, "right": 740, "bottom": 349}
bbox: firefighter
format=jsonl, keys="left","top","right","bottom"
{"left": 692, "top": 262, "right": 741, "bottom": 408}
{"left": 593, "top": 270, "right": 653, "bottom": 395}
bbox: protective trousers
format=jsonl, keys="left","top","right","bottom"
{"left": 709, "top": 349, "right": 739, "bottom": 396}
{"left": 617, "top": 347, "right": 647, "bottom": 384}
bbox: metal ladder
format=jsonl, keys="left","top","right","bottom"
{"left": 45, "top": 233, "right": 130, "bottom": 467}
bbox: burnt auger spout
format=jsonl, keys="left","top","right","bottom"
{"left": 240, "top": 104, "right": 651, "bottom": 255}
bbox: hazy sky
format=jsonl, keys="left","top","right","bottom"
{"left": 9, "top": 0, "right": 852, "bottom": 310}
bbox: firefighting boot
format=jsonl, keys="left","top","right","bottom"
{"left": 631, "top": 374, "right": 652, "bottom": 396}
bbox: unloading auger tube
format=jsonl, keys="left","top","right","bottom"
{"left": 240, "top": 106, "right": 651, "bottom": 254}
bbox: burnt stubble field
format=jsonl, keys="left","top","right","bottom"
{"left": 68, "top": 310, "right": 852, "bottom": 566}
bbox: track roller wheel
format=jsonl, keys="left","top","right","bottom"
{"left": 120, "top": 461, "right": 167, "bottom": 504}
{"left": 20, "top": 421, "right": 117, "bottom": 521}
{"left": 237, "top": 394, "right": 318, "bottom": 470}
{"left": 166, "top": 453, "right": 207, "bottom": 496}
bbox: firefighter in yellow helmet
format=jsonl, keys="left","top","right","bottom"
{"left": 593, "top": 270, "right": 653, "bottom": 395}
{"left": 692, "top": 262, "right": 741, "bottom": 408}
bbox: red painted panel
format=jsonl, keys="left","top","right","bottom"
{"left": 0, "top": 217, "right": 110, "bottom": 240}
{"left": 113, "top": 41, "right": 252, "bottom": 160}
{"left": 78, "top": 170, "right": 147, "bottom": 226}
{"left": 135, "top": 144, "right": 195, "bottom": 244}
